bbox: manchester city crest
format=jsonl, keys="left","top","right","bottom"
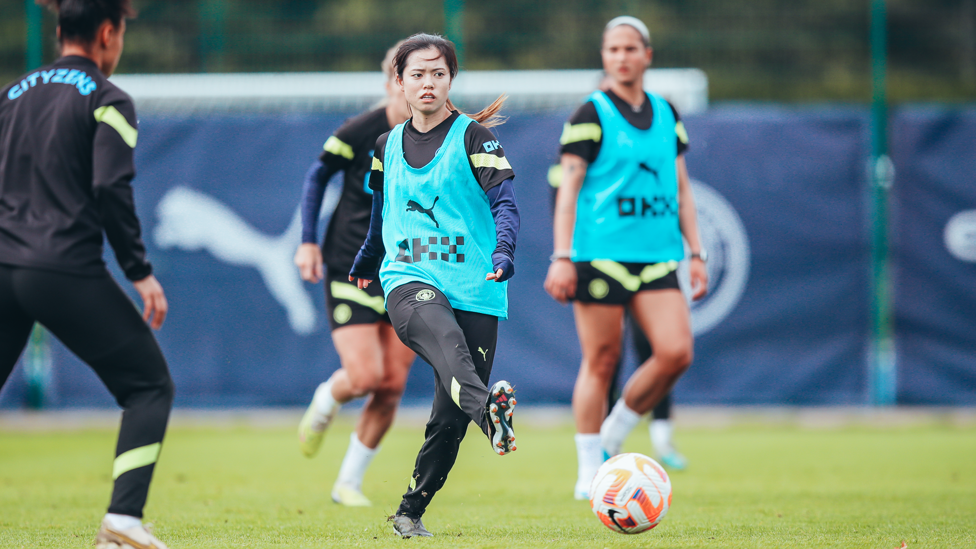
{"left": 678, "top": 180, "right": 751, "bottom": 336}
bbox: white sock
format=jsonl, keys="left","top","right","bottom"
{"left": 313, "top": 379, "right": 340, "bottom": 424}
{"left": 650, "top": 419, "right": 675, "bottom": 455}
{"left": 335, "top": 432, "right": 378, "bottom": 489}
{"left": 601, "top": 399, "right": 642, "bottom": 456}
{"left": 104, "top": 513, "right": 142, "bottom": 531}
{"left": 575, "top": 433, "right": 604, "bottom": 489}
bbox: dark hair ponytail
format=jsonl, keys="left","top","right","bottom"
{"left": 38, "top": 0, "right": 136, "bottom": 44}
{"left": 392, "top": 33, "right": 507, "bottom": 129}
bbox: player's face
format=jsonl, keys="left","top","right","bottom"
{"left": 601, "top": 25, "right": 652, "bottom": 87}
{"left": 397, "top": 47, "right": 452, "bottom": 117}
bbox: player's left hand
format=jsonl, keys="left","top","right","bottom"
{"left": 486, "top": 254, "right": 514, "bottom": 282}
{"left": 689, "top": 257, "right": 708, "bottom": 300}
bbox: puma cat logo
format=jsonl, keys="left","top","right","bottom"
{"left": 153, "top": 185, "right": 343, "bottom": 335}
{"left": 406, "top": 197, "right": 440, "bottom": 228}
{"left": 638, "top": 162, "right": 658, "bottom": 177}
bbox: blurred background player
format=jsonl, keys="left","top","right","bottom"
{"left": 349, "top": 33, "right": 519, "bottom": 538}
{"left": 0, "top": 1, "right": 174, "bottom": 547}
{"left": 547, "top": 81, "right": 688, "bottom": 472}
{"left": 544, "top": 16, "right": 706, "bottom": 500}
{"left": 295, "top": 42, "right": 417, "bottom": 507}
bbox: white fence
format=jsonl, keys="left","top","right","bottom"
{"left": 110, "top": 69, "right": 708, "bottom": 114}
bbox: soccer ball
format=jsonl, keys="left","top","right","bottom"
{"left": 589, "top": 452, "right": 672, "bottom": 534}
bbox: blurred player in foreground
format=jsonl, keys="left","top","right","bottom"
{"left": 350, "top": 33, "right": 520, "bottom": 538}
{"left": 0, "top": 1, "right": 174, "bottom": 547}
{"left": 295, "top": 41, "right": 417, "bottom": 507}
{"left": 544, "top": 16, "right": 706, "bottom": 499}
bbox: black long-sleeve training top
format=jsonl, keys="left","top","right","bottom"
{"left": 0, "top": 55, "right": 152, "bottom": 281}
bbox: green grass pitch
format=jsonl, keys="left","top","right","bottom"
{"left": 1, "top": 413, "right": 974, "bottom": 548}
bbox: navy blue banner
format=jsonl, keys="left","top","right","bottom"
{"left": 891, "top": 107, "right": 976, "bottom": 404}
{"left": 671, "top": 106, "right": 870, "bottom": 404}
{"left": 4, "top": 105, "right": 967, "bottom": 408}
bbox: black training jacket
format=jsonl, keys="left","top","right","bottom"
{"left": 0, "top": 55, "right": 151, "bottom": 281}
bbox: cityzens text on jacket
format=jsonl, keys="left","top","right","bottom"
{"left": 7, "top": 69, "right": 97, "bottom": 100}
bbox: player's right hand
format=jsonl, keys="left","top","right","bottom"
{"left": 295, "top": 243, "right": 324, "bottom": 283}
{"left": 544, "top": 259, "right": 576, "bottom": 304}
{"left": 348, "top": 275, "right": 372, "bottom": 290}
{"left": 133, "top": 275, "right": 168, "bottom": 330}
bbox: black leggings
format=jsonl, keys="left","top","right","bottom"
{"left": 0, "top": 265, "right": 174, "bottom": 518}
{"left": 385, "top": 282, "right": 499, "bottom": 518}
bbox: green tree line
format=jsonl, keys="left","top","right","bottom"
{"left": 2, "top": 0, "right": 974, "bottom": 102}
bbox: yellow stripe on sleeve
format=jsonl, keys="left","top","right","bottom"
{"left": 675, "top": 121, "right": 689, "bottom": 145}
{"left": 371, "top": 157, "right": 383, "bottom": 172}
{"left": 559, "top": 122, "right": 602, "bottom": 145}
{"left": 469, "top": 153, "right": 512, "bottom": 171}
{"left": 323, "top": 136, "right": 355, "bottom": 160}
{"left": 93, "top": 106, "right": 138, "bottom": 148}
{"left": 451, "top": 377, "right": 462, "bottom": 408}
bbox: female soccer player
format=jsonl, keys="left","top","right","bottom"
{"left": 548, "top": 81, "right": 688, "bottom": 471}
{"left": 295, "top": 42, "right": 418, "bottom": 508}
{"left": 349, "top": 33, "right": 520, "bottom": 538}
{"left": 0, "top": 1, "right": 173, "bottom": 547}
{"left": 544, "top": 16, "right": 707, "bottom": 499}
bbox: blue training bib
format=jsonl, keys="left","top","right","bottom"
{"left": 379, "top": 115, "right": 508, "bottom": 319}
{"left": 572, "top": 91, "right": 684, "bottom": 263}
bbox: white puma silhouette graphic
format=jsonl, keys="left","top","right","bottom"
{"left": 153, "top": 185, "right": 340, "bottom": 335}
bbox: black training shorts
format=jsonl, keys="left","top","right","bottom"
{"left": 324, "top": 269, "right": 390, "bottom": 331}
{"left": 573, "top": 260, "right": 681, "bottom": 305}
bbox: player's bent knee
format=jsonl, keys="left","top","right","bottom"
{"left": 369, "top": 389, "right": 403, "bottom": 414}
{"left": 582, "top": 349, "right": 621, "bottom": 379}
{"left": 373, "top": 380, "right": 405, "bottom": 402}
{"left": 89, "top": 331, "right": 173, "bottom": 408}
{"left": 376, "top": 376, "right": 407, "bottom": 398}
{"left": 124, "top": 364, "right": 174, "bottom": 411}
{"left": 348, "top": 371, "right": 384, "bottom": 396}
{"left": 382, "top": 357, "right": 413, "bottom": 391}
{"left": 158, "top": 374, "right": 176, "bottom": 406}
{"left": 440, "top": 417, "right": 470, "bottom": 438}
{"left": 426, "top": 408, "right": 470, "bottom": 434}
{"left": 658, "top": 343, "right": 693, "bottom": 374}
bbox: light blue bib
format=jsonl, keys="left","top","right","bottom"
{"left": 379, "top": 114, "right": 508, "bottom": 319}
{"left": 572, "top": 91, "right": 684, "bottom": 263}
